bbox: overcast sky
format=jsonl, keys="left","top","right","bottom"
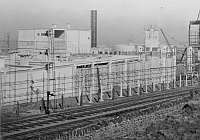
{"left": 0, "top": 0, "right": 199, "bottom": 45}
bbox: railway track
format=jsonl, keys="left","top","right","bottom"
{"left": 1, "top": 86, "right": 193, "bottom": 125}
{"left": 1, "top": 86, "right": 199, "bottom": 139}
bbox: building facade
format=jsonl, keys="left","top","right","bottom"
{"left": 18, "top": 27, "right": 91, "bottom": 56}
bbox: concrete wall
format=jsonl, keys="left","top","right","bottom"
{"left": 66, "top": 30, "right": 91, "bottom": 54}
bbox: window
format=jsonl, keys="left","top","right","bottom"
{"left": 54, "top": 30, "right": 64, "bottom": 38}
{"left": 152, "top": 47, "right": 158, "bottom": 51}
{"left": 146, "top": 47, "right": 150, "bottom": 51}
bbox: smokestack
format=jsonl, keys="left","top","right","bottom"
{"left": 91, "top": 10, "right": 97, "bottom": 48}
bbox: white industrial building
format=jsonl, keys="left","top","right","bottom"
{"left": 17, "top": 27, "right": 91, "bottom": 56}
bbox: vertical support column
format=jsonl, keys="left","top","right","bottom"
{"left": 179, "top": 74, "right": 182, "bottom": 87}
{"left": 120, "top": 82, "right": 123, "bottom": 97}
{"left": 72, "top": 64, "right": 75, "bottom": 97}
{"left": 78, "top": 86, "right": 82, "bottom": 106}
{"left": 61, "top": 93, "right": 64, "bottom": 109}
{"left": 124, "top": 59, "right": 128, "bottom": 87}
{"left": 43, "top": 72, "right": 45, "bottom": 99}
{"left": 137, "top": 80, "right": 140, "bottom": 95}
{"left": 145, "top": 79, "right": 148, "bottom": 93}
{"left": 191, "top": 72, "right": 193, "bottom": 86}
{"left": 173, "top": 79, "right": 176, "bottom": 89}
{"left": 100, "top": 85, "right": 104, "bottom": 101}
{"left": 110, "top": 84, "right": 113, "bottom": 99}
{"left": 125, "top": 59, "right": 129, "bottom": 96}
{"left": 16, "top": 101, "right": 20, "bottom": 117}
{"left": 129, "top": 85, "right": 132, "bottom": 96}
{"left": 173, "top": 47, "right": 176, "bottom": 89}
{"left": 186, "top": 73, "right": 188, "bottom": 86}
{"left": 166, "top": 80, "right": 169, "bottom": 89}
{"left": 0, "top": 74, "right": 3, "bottom": 105}
{"left": 187, "top": 46, "right": 193, "bottom": 72}
{"left": 162, "top": 81, "right": 165, "bottom": 90}
{"left": 159, "top": 67, "right": 162, "bottom": 90}
{"left": 82, "top": 71, "right": 85, "bottom": 105}
{"left": 27, "top": 71, "right": 29, "bottom": 103}
{"left": 109, "top": 60, "right": 113, "bottom": 99}
{"left": 152, "top": 82, "right": 155, "bottom": 92}
{"left": 90, "top": 63, "right": 94, "bottom": 103}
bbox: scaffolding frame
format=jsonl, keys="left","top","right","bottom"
{"left": 0, "top": 52, "right": 180, "bottom": 106}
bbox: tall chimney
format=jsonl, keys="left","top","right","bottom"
{"left": 91, "top": 10, "right": 97, "bottom": 48}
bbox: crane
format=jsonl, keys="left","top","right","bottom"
{"left": 159, "top": 28, "right": 173, "bottom": 54}
{"left": 179, "top": 47, "right": 187, "bottom": 63}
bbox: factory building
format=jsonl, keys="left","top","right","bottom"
{"left": 17, "top": 27, "right": 91, "bottom": 56}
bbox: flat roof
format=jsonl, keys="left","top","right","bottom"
{"left": 71, "top": 55, "right": 139, "bottom": 66}
{"left": 17, "top": 27, "right": 90, "bottom": 31}
{"left": 3, "top": 55, "right": 140, "bottom": 73}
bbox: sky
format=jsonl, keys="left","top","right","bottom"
{"left": 0, "top": 0, "right": 199, "bottom": 46}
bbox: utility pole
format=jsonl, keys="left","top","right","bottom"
{"left": 44, "top": 28, "right": 55, "bottom": 114}
{"left": 46, "top": 47, "right": 50, "bottom": 114}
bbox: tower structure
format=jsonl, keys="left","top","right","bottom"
{"left": 145, "top": 26, "right": 159, "bottom": 51}
{"left": 91, "top": 10, "right": 97, "bottom": 48}
{"left": 188, "top": 11, "right": 200, "bottom": 73}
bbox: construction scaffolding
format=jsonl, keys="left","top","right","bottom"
{"left": 0, "top": 51, "right": 181, "bottom": 107}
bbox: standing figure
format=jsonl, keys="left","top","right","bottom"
{"left": 30, "top": 80, "right": 35, "bottom": 102}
